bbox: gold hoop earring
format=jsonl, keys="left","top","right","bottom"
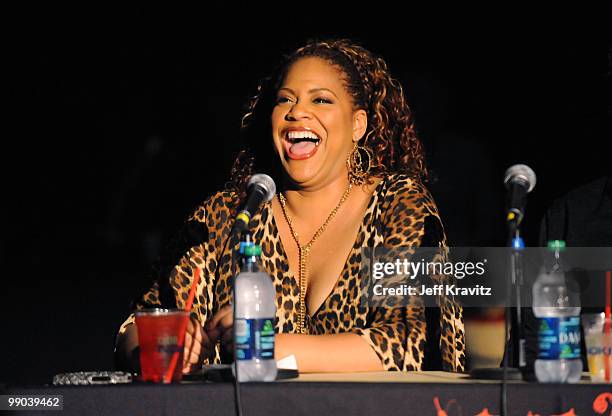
{"left": 347, "top": 142, "right": 372, "bottom": 186}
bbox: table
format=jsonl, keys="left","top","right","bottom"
{"left": 2, "top": 372, "right": 610, "bottom": 415}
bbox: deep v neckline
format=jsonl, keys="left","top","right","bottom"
{"left": 268, "top": 178, "right": 385, "bottom": 320}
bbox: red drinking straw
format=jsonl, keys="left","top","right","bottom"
{"left": 605, "top": 271, "right": 611, "bottom": 383}
{"left": 163, "top": 267, "right": 201, "bottom": 383}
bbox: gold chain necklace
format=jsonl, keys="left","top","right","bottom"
{"left": 278, "top": 183, "right": 353, "bottom": 334}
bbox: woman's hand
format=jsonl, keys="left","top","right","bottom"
{"left": 183, "top": 317, "right": 216, "bottom": 374}
{"left": 205, "top": 305, "right": 234, "bottom": 357}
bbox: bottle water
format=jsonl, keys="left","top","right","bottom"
{"left": 532, "top": 240, "right": 582, "bottom": 383}
{"left": 233, "top": 240, "right": 277, "bottom": 381}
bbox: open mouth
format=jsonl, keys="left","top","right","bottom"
{"left": 283, "top": 130, "right": 321, "bottom": 160}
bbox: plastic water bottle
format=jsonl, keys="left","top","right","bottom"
{"left": 532, "top": 240, "right": 582, "bottom": 383}
{"left": 233, "top": 240, "right": 277, "bottom": 381}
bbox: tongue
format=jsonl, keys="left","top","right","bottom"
{"left": 290, "top": 141, "right": 316, "bottom": 156}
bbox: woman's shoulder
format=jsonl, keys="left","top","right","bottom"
{"left": 189, "top": 189, "right": 241, "bottom": 225}
{"left": 380, "top": 173, "right": 437, "bottom": 207}
{"left": 381, "top": 174, "right": 445, "bottom": 246}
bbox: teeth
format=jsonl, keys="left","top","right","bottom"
{"left": 287, "top": 130, "right": 320, "bottom": 141}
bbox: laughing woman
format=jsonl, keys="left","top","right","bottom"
{"left": 115, "top": 39, "right": 466, "bottom": 373}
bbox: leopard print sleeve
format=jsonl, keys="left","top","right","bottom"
{"left": 354, "top": 175, "right": 466, "bottom": 372}
{"left": 116, "top": 191, "right": 234, "bottom": 345}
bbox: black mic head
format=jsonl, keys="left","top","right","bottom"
{"left": 504, "top": 164, "right": 536, "bottom": 193}
{"left": 247, "top": 173, "right": 276, "bottom": 202}
{"left": 233, "top": 174, "right": 277, "bottom": 235}
{"left": 504, "top": 164, "right": 536, "bottom": 229}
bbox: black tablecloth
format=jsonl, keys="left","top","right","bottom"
{"left": 2, "top": 378, "right": 611, "bottom": 416}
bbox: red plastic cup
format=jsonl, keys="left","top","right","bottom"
{"left": 135, "top": 309, "right": 190, "bottom": 383}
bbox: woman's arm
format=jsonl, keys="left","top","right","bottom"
{"left": 114, "top": 322, "right": 140, "bottom": 372}
{"left": 275, "top": 333, "right": 383, "bottom": 372}
{"left": 206, "top": 306, "right": 384, "bottom": 372}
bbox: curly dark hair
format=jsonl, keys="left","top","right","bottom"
{"left": 227, "top": 38, "right": 428, "bottom": 198}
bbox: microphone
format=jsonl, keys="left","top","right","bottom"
{"left": 504, "top": 164, "right": 536, "bottom": 227}
{"left": 234, "top": 174, "right": 276, "bottom": 233}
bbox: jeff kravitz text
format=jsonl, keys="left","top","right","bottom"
{"left": 373, "top": 284, "right": 492, "bottom": 296}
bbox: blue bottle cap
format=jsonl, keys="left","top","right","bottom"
{"left": 239, "top": 241, "right": 261, "bottom": 256}
{"left": 512, "top": 236, "right": 525, "bottom": 249}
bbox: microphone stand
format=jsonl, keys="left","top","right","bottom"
{"left": 508, "top": 224, "right": 526, "bottom": 372}
{"left": 498, "top": 222, "right": 526, "bottom": 416}
{"left": 469, "top": 221, "right": 525, "bottom": 385}
{"left": 471, "top": 221, "right": 526, "bottom": 416}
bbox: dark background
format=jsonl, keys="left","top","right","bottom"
{"left": 2, "top": 10, "right": 610, "bottom": 384}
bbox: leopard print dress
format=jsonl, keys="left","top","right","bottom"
{"left": 117, "top": 174, "right": 466, "bottom": 372}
